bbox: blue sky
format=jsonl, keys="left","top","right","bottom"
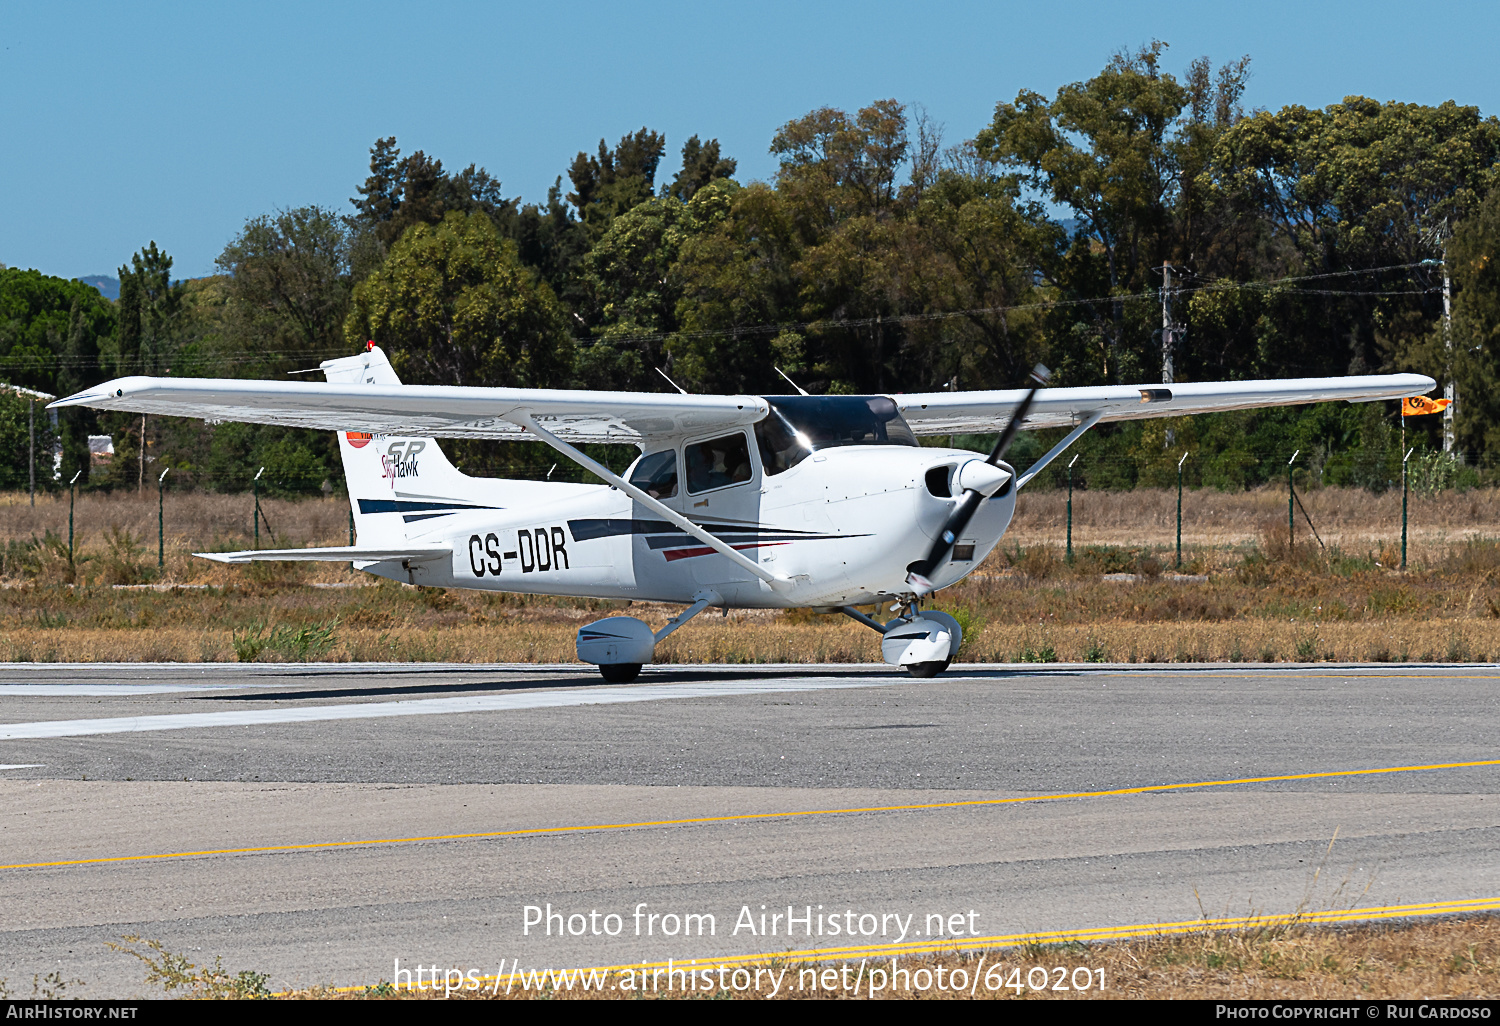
{"left": 3, "top": 1, "right": 1497, "bottom": 280}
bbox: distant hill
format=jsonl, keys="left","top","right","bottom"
{"left": 79, "top": 275, "right": 120, "bottom": 300}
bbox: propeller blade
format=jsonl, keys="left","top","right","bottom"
{"left": 907, "top": 491, "right": 984, "bottom": 595}
{"left": 906, "top": 364, "right": 1050, "bottom": 596}
{"left": 985, "top": 364, "right": 1050, "bottom": 465}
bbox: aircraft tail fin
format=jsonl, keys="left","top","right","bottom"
{"left": 322, "top": 345, "right": 478, "bottom": 546}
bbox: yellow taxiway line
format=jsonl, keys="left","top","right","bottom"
{"left": 580, "top": 894, "right": 1500, "bottom": 973}
{"left": 4, "top": 756, "right": 1499, "bottom": 872}
{"left": 308, "top": 894, "right": 1500, "bottom": 994}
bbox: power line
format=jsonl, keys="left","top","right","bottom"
{"left": 0, "top": 261, "right": 1444, "bottom": 373}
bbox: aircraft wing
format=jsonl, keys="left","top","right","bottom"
{"left": 896, "top": 373, "right": 1436, "bottom": 434}
{"left": 49, "top": 376, "right": 768, "bottom": 444}
{"left": 52, "top": 371, "right": 1435, "bottom": 441}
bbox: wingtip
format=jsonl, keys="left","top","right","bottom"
{"left": 46, "top": 392, "right": 99, "bottom": 410}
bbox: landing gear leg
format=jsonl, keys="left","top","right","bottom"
{"left": 843, "top": 603, "right": 964, "bottom": 678}
{"left": 580, "top": 589, "right": 723, "bottom": 683}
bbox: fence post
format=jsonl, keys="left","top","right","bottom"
{"left": 156, "top": 467, "right": 170, "bottom": 569}
{"left": 1402, "top": 447, "right": 1414, "bottom": 569}
{"left": 68, "top": 470, "right": 80, "bottom": 564}
{"left": 28, "top": 398, "right": 35, "bottom": 507}
{"left": 253, "top": 466, "right": 265, "bottom": 549}
{"left": 1066, "top": 453, "right": 1079, "bottom": 563}
{"left": 1287, "top": 450, "right": 1299, "bottom": 559}
{"left": 1176, "top": 451, "right": 1189, "bottom": 569}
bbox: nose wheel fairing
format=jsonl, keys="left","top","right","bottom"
{"left": 880, "top": 610, "right": 964, "bottom": 676}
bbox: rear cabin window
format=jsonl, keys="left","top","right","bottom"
{"left": 685, "top": 433, "right": 753, "bottom": 493}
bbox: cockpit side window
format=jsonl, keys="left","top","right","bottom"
{"left": 754, "top": 409, "right": 810, "bottom": 477}
{"left": 628, "top": 449, "right": 678, "bottom": 499}
{"left": 685, "top": 433, "right": 753, "bottom": 494}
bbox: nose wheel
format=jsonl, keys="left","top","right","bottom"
{"left": 904, "top": 660, "right": 951, "bottom": 678}
{"left": 839, "top": 605, "right": 963, "bottom": 676}
{"left": 598, "top": 663, "right": 642, "bottom": 683}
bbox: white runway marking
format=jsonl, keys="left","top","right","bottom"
{"left": 0, "top": 764, "right": 44, "bottom": 770}
{"left": 0, "top": 677, "right": 911, "bottom": 740}
{"left": 0, "top": 684, "right": 237, "bottom": 696}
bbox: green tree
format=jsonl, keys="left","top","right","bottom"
{"left": 1443, "top": 188, "right": 1500, "bottom": 454}
{"left": 1210, "top": 96, "right": 1500, "bottom": 377}
{"left": 344, "top": 210, "right": 575, "bottom": 388}
{"left": 577, "top": 194, "right": 700, "bottom": 390}
{"left": 904, "top": 167, "right": 1058, "bottom": 389}
{"left": 113, "top": 242, "right": 182, "bottom": 376}
{"left": 567, "top": 128, "right": 667, "bottom": 241}
{"left": 0, "top": 390, "right": 57, "bottom": 491}
{"left": 669, "top": 180, "right": 799, "bottom": 392}
{"left": 977, "top": 42, "right": 1189, "bottom": 382}
{"left": 513, "top": 178, "right": 591, "bottom": 300}
{"left": 349, "top": 137, "right": 520, "bottom": 272}
{"left": 0, "top": 267, "right": 115, "bottom": 483}
{"left": 216, "top": 206, "right": 353, "bottom": 373}
{"left": 666, "top": 136, "right": 737, "bottom": 201}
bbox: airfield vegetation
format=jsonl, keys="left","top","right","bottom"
{"left": 4, "top": 488, "right": 1500, "bottom": 664}
{"left": 89, "top": 915, "right": 1500, "bottom": 1000}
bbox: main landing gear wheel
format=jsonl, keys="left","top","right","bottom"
{"left": 599, "top": 663, "right": 642, "bottom": 683}
{"left": 904, "top": 660, "right": 951, "bottom": 678}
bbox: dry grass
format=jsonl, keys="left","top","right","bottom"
{"left": 1009, "top": 484, "right": 1500, "bottom": 560}
{"left": 237, "top": 915, "right": 1500, "bottom": 999}
{"left": 4, "top": 484, "right": 1495, "bottom": 567}
{"left": 5, "top": 489, "right": 1500, "bottom": 664}
{"left": 0, "top": 490, "right": 350, "bottom": 551}
{"left": 6, "top": 616, "right": 1500, "bottom": 666}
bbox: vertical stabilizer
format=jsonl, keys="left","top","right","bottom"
{"left": 321, "top": 345, "right": 477, "bottom": 546}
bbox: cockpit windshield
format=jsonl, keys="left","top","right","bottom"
{"left": 754, "top": 395, "right": 918, "bottom": 476}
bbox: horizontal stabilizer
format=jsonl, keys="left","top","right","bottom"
{"left": 195, "top": 546, "right": 451, "bottom": 564}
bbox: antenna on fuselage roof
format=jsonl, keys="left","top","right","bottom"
{"left": 775, "top": 366, "right": 810, "bottom": 396}
{"left": 656, "top": 367, "right": 689, "bottom": 394}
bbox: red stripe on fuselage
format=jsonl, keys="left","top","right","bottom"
{"left": 661, "top": 542, "right": 791, "bottom": 562}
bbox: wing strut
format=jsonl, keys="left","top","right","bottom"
{"left": 512, "top": 415, "right": 792, "bottom": 591}
{"left": 1015, "top": 411, "right": 1103, "bottom": 490}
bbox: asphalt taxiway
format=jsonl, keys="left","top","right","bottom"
{"left": 0, "top": 662, "right": 1496, "bottom": 995}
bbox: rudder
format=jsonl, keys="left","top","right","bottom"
{"left": 322, "top": 345, "right": 477, "bottom": 547}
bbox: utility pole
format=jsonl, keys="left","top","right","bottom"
{"left": 1442, "top": 248, "right": 1455, "bottom": 453}
{"left": 1161, "top": 263, "right": 1177, "bottom": 387}
{"left": 138, "top": 414, "right": 146, "bottom": 494}
{"left": 28, "top": 398, "right": 35, "bottom": 507}
{"left": 1161, "top": 263, "right": 1180, "bottom": 449}
{"left": 3, "top": 386, "right": 54, "bottom": 505}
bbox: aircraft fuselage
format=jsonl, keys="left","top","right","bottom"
{"left": 370, "top": 445, "right": 1016, "bottom": 608}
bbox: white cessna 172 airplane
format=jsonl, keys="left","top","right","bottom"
{"left": 52, "top": 346, "right": 1432, "bottom": 681}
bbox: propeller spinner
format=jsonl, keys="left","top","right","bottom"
{"left": 906, "top": 364, "right": 1051, "bottom": 596}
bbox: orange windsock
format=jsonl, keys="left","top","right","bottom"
{"left": 1402, "top": 396, "right": 1452, "bottom": 417}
